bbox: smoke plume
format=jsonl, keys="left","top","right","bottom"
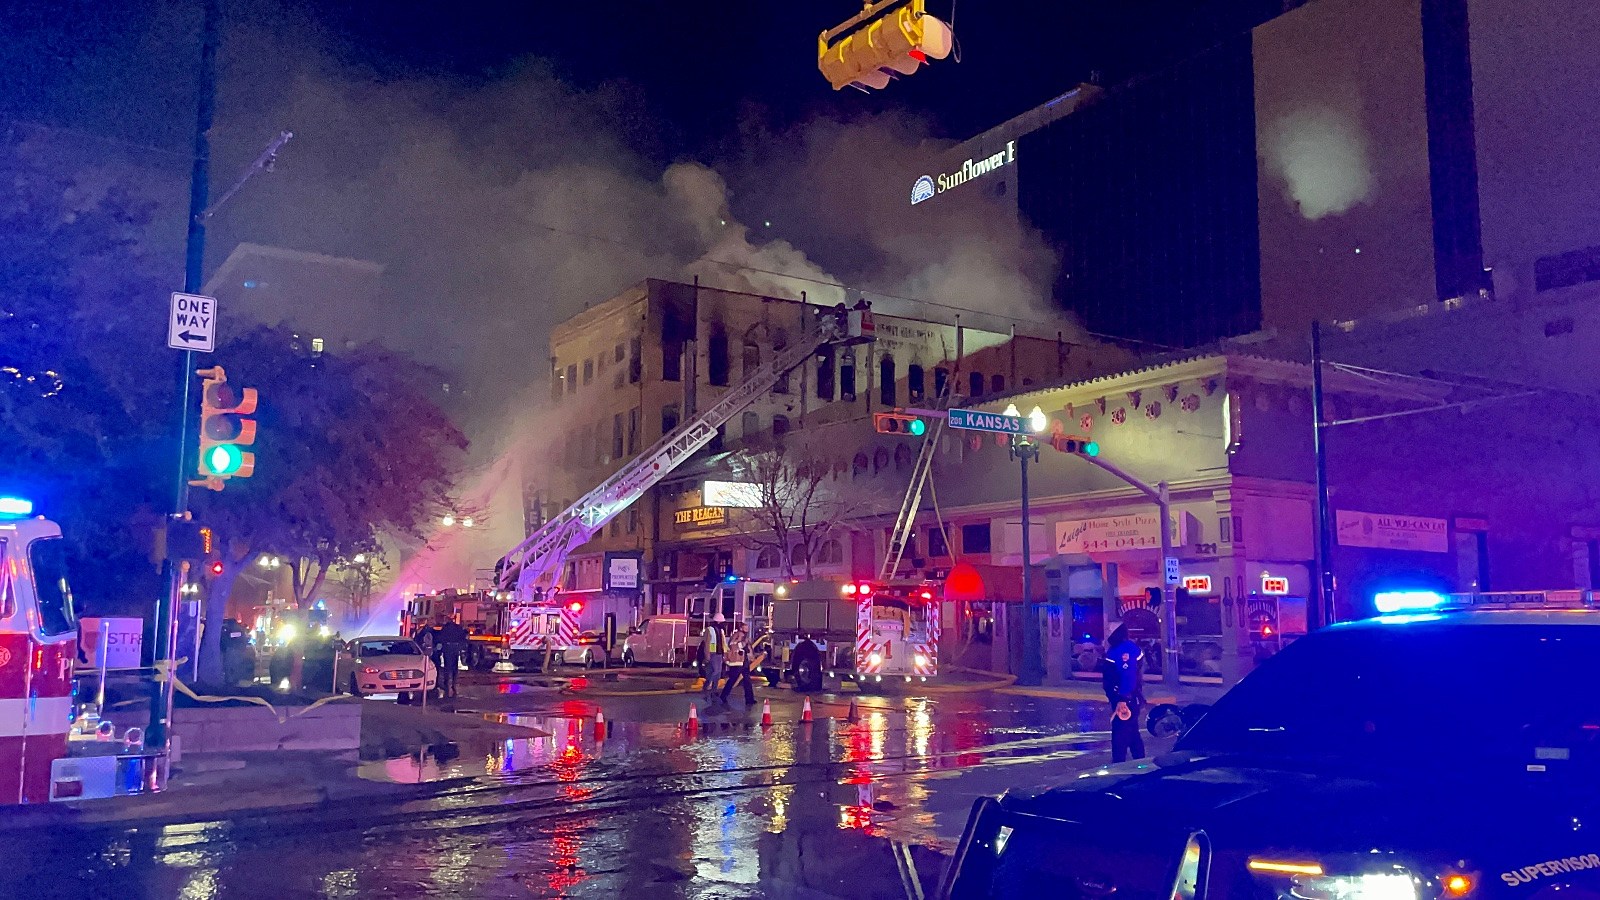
{"left": 1263, "top": 103, "right": 1376, "bottom": 220}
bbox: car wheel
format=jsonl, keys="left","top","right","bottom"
{"left": 1178, "top": 704, "right": 1211, "bottom": 730}
{"left": 792, "top": 643, "right": 823, "bottom": 693}
{"left": 1146, "top": 703, "right": 1183, "bottom": 738}
{"left": 623, "top": 650, "right": 635, "bottom": 667}
{"left": 348, "top": 674, "right": 361, "bottom": 697}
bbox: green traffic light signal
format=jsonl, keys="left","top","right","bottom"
{"left": 1083, "top": 441, "right": 1100, "bottom": 457}
{"left": 204, "top": 443, "right": 245, "bottom": 476}
{"left": 909, "top": 418, "right": 926, "bottom": 436}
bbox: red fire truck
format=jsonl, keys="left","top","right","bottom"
{"left": 770, "top": 579, "right": 942, "bottom": 691}
{"left": 402, "top": 588, "right": 586, "bottom": 670}
{"left": 0, "top": 496, "right": 160, "bottom": 803}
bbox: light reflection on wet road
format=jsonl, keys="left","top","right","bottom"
{"left": 8, "top": 680, "right": 1134, "bottom": 899}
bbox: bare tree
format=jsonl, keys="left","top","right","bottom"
{"left": 729, "top": 434, "right": 886, "bottom": 579}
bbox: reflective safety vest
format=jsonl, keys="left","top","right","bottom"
{"left": 703, "top": 626, "right": 725, "bottom": 655}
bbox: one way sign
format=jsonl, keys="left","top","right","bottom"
{"left": 168, "top": 292, "right": 217, "bottom": 352}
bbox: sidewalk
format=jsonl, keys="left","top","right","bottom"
{"left": 995, "top": 677, "right": 1228, "bottom": 707}
{"left": 0, "top": 698, "right": 549, "bottom": 831}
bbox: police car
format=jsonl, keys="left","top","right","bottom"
{"left": 941, "top": 598, "right": 1600, "bottom": 899}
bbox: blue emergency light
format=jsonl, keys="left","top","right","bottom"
{"left": 1373, "top": 590, "right": 1447, "bottom": 614}
{"left": 0, "top": 496, "right": 34, "bottom": 518}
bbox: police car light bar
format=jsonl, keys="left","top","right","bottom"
{"left": 0, "top": 496, "right": 34, "bottom": 518}
{"left": 1373, "top": 590, "right": 1447, "bottom": 614}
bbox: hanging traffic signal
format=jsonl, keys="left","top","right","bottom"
{"left": 874, "top": 411, "right": 929, "bottom": 436}
{"left": 818, "top": 0, "right": 953, "bottom": 92}
{"left": 1050, "top": 434, "right": 1100, "bottom": 457}
{"left": 193, "top": 366, "right": 258, "bottom": 490}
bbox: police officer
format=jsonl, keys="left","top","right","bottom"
{"left": 436, "top": 615, "right": 470, "bottom": 699}
{"left": 1102, "top": 623, "right": 1146, "bottom": 762}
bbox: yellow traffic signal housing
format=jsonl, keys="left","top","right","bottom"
{"left": 819, "top": 0, "right": 953, "bottom": 92}
{"left": 193, "top": 366, "right": 258, "bottom": 491}
{"left": 874, "top": 411, "right": 929, "bottom": 436}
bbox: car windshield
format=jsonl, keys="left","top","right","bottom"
{"left": 1178, "top": 622, "right": 1600, "bottom": 770}
{"left": 359, "top": 640, "right": 421, "bottom": 657}
{"left": 28, "top": 537, "right": 76, "bottom": 637}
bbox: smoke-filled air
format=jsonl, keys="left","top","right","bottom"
{"left": 200, "top": 16, "right": 1078, "bottom": 626}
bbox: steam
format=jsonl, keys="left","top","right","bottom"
{"left": 1263, "top": 104, "right": 1376, "bottom": 220}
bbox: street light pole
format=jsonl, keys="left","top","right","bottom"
{"left": 1008, "top": 404, "right": 1048, "bottom": 686}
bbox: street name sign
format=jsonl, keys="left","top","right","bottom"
{"left": 947, "top": 407, "right": 1024, "bottom": 434}
{"left": 168, "top": 292, "right": 217, "bottom": 352}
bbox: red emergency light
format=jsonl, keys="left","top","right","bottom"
{"left": 919, "top": 590, "right": 933, "bottom": 600}
{"left": 567, "top": 600, "right": 584, "bottom": 614}
{"left": 856, "top": 582, "right": 874, "bottom": 597}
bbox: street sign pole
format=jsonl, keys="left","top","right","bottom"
{"left": 1158, "top": 481, "right": 1178, "bottom": 688}
{"left": 151, "top": 0, "right": 217, "bottom": 755}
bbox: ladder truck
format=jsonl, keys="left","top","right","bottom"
{"left": 491, "top": 304, "right": 876, "bottom": 669}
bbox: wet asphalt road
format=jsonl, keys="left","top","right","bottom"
{"left": 8, "top": 673, "right": 1144, "bottom": 900}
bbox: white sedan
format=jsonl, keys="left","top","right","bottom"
{"left": 337, "top": 636, "right": 438, "bottom": 701}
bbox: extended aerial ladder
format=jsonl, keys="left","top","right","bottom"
{"left": 497, "top": 304, "right": 876, "bottom": 601}
{"left": 879, "top": 367, "right": 960, "bottom": 582}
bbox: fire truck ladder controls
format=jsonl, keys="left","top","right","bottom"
{"left": 497, "top": 306, "right": 875, "bottom": 601}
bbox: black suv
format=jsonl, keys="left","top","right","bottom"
{"left": 941, "top": 610, "right": 1600, "bottom": 899}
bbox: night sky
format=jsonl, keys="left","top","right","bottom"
{"left": 1, "top": 0, "right": 1284, "bottom": 161}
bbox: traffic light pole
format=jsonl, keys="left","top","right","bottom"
{"left": 1071, "top": 454, "right": 1181, "bottom": 688}
{"left": 151, "top": 0, "right": 218, "bottom": 754}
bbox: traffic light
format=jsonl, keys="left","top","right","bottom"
{"left": 193, "top": 366, "right": 258, "bottom": 490}
{"left": 207, "top": 560, "right": 225, "bottom": 577}
{"left": 1050, "top": 434, "right": 1100, "bottom": 457}
{"left": 874, "top": 411, "right": 929, "bottom": 436}
{"left": 818, "top": 0, "right": 953, "bottom": 91}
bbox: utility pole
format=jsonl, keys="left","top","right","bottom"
{"left": 151, "top": 0, "right": 219, "bottom": 754}
{"left": 1311, "top": 320, "right": 1336, "bottom": 628}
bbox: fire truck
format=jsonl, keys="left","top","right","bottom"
{"left": 0, "top": 497, "right": 160, "bottom": 803}
{"left": 494, "top": 304, "right": 875, "bottom": 644}
{"left": 770, "top": 579, "right": 942, "bottom": 692}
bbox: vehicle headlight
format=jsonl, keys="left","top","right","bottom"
{"left": 914, "top": 653, "right": 929, "bottom": 667}
{"left": 868, "top": 652, "right": 883, "bottom": 666}
{"left": 1248, "top": 860, "right": 1425, "bottom": 900}
{"left": 361, "top": 666, "right": 379, "bottom": 675}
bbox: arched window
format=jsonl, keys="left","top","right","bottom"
{"left": 772, "top": 414, "right": 791, "bottom": 438}
{"left": 991, "top": 374, "right": 1006, "bottom": 394}
{"left": 894, "top": 443, "right": 913, "bottom": 470}
{"left": 790, "top": 543, "right": 808, "bottom": 568}
{"left": 852, "top": 452, "right": 869, "bottom": 478}
{"left": 880, "top": 355, "right": 896, "bottom": 406}
{"left": 742, "top": 336, "right": 761, "bottom": 379}
{"left": 756, "top": 546, "right": 782, "bottom": 570}
{"left": 741, "top": 411, "right": 760, "bottom": 438}
{"left": 815, "top": 539, "right": 844, "bottom": 566}
{"left": 970, "top": 371, "right": 984, "bottom": 397}
{"left": 841, "top": 352, "right": 857, "bottom": 402}
{"left": 908, "top": 364, "right": 925, "bottom": 401}
{"left": 815, "top": 346, "right": 836, "bottom": 400}
{"left": 773, "top": 327, "right": 791, "bottom": 393}
{"left": 708, "top": 324, "right": 729, "bottom": 386}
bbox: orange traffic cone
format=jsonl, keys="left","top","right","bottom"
{"left": 760, "top": 699, "right": 773, "bottom": 728}
{"left": 846, "top": 698, "right": 859, "bottom": 723}
{"left": 687, "top": 702, "right": 700, "bottom": 733}
{"left": 800, "top": 696, "right": 813, "bottom": 723}
{"left": 594, "top": 711, "right": 607, "bottom": 740}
